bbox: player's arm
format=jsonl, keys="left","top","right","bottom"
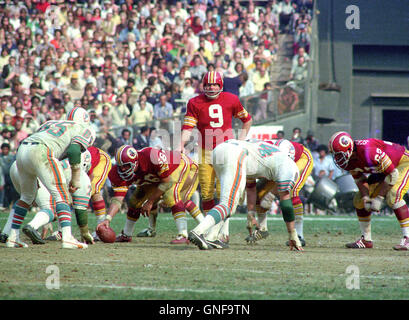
{"left": 180, "top": 100, "right": 198, "bottom": 153}
{"left": 101, "top": 192, "right": 126, "bottom": 227}
{"left": 245, "top": 179, "right": 260, "bottom": 237}
{"left": 66, "top": 143, "right": 82, "bottom": 191}
{"left": 234, "top": 97, "right": 253, "bottom": 140}
{"left": 369, "top": 151, "right": 397, "bottom": 211}
{"left": 238, "top": 117, "right": 253, "bottom": 140}
{"left": 141, "top": 176, "right": 172, "bottom": 216}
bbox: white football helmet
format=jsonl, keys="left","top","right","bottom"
{"left": 267, "top": 139, "right": 296, "bottom": 161}
{"left": 66, "top": 107, "right": 90, "bottom": 125}
{"left": 81, "top": 150, "right": 92, "bottom": 173}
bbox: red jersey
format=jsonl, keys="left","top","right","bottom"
{"left": 108, "top": 147, "right": 182, "bottom": 197}
{"left": 345, "top": 139, "right": 406, "bottom": 179}
{"left": 87, "top": 146, "right": 101, "bottom": 175}
{"left": 182, "top": 92, "right": 252, "bottom": 150}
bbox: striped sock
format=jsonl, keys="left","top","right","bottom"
{"left": 357, "top": 208, "right": 372, "bottom": 241}
{"left": 172, "top": 201, "right": 187, "bottom": 237}
{"left": 55, "top": 202, "right": 72, "bottom": 228}
{"left": 185, "top": 200, "right": 204, "bottom": 223}
{"left": 11, "top": 204, "right": 29, "bottom": 230}
{"left": 93, "top": 199, "right": 106, "bottom": 223}
{"left": 208, "top": 204, "right": 230, "bottom": 224}
{"left": 393, "top": 204, "right": 409, "bottom": 238}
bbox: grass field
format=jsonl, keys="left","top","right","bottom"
{"left": 0, "top": 210, "right": 408, "bottom": 301}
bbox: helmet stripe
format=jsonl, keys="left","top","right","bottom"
{"left": 67, "top": 107, "right": 77, "bottom": 121}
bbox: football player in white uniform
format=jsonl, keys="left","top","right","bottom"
{"left": 1, "top": 151, "right": 93, "bottom": 245}
{"left": 5, "top": 107, "right": 95, "bottom": 249}
{"left": 188, "top": 139, "right": 303, "bottom": 251}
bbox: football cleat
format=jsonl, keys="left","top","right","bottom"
{"left": 393, "top": 236, "right": 409, "bottom": 251}
{"left": 0, "top": 232, "right": 8, "bottom": 243}
{"left": 6, "top": 237, "right": 28, "bottom": 248}
{"left": 188, "top": 231, "right": 211, "bottom": 250}
{"left": 286, "top": 235, "right": 306, "bottom": 247}
{"left": 22, "top": 225, "right": 45, "bottom": 244}
{"left": 206, "top": 239, "right": 229, "bottom": 249}
{"left": 115, "top": 231, "right": 132, "bottom": 242}
{"left": 345, "top": 236, "right": 373, "bottom": 249}
{"left": 62, "top": 237, "right": 88, "bottom": 249}
{"left": 46, "top": 231, "right": 62, "bottom": 241}
{"left": 137, "top": 227, "right": 156, "bottom": 237}
{"left": 170, "top": 235, "right": 190, "bottom": 244}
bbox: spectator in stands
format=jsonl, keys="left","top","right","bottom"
{"left": 180, "top": 78, "right": 196, "bottom": 101}
{"left": 287, "top": 56, "right": 308, "bottom": 92}
{"left": 313, "top": 144, "right": 335, "bottom": 180}
{"left": 154, "top": 94, "right": 173, "bottom": 123}
{"left": 252, "top": 66, "right": 271, "bottom": 93}
{"left": 253, "top": 82, "right": 273, "bottom": 122}
{"left": 278, "top": 85, "right": 299, "bottom": 114}
{"left": 149, "top": 126, "right": 164, "bottom": 149}
{"left": 117, "top": 128, "right": 132, "bottom": 147}
{"left": 239, "top": 72, "right": 255, "bottom": 98}
{"left": 293, "top": 23, "right": 311, "bottom": 54}
{"left": 132, "top": 125, "right": 150, "bottom": 150}
{"left": 305, "top": 130, "right": 319, "bottom": 152}
{"left": 291, "top": 127, "right": 305, "bottom": 145}
{"left": 279, "top": 0, "right": 296, "bottom": 33}
{"left": 277, "top": 130, "right": 285, "bottom": 139}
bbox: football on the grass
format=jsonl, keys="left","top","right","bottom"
{"left": 96, "top": 225, "right": 116, "bottom": 243}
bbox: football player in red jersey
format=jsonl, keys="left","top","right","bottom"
{"left": 180, "top": 71, "right": 252, "bottom": 243}
{"left": 85, "top": 146, "right": 112, "bottom": 239}
{"left": 246, "top": 139, "right": 314, "bottom": 246}
{"left": 329, "top": 131, "right": 409, "bottom": 250}
{"left": 98, "top": 145, "right": 203, "bottom": 244}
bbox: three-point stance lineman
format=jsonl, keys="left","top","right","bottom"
{"left": 329, "top": 131, "right": 409, "bottom": 250}
{"left": 188, "top": 139, "right": 303, "bottom": 251}
{"left": 6, "top": 107, "right": 95, "bottom": 249}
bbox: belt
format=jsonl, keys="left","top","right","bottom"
{"left": 22, "top": 141, "right": 40, "bottom": 145}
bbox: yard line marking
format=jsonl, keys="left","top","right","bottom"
{"left": 11, "top": 282, "right": 267, "bottom": 295}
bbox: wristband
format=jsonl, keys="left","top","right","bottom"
{"left": 106, "top": 215, "right": 112, "bottom": 222}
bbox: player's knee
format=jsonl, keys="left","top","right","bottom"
{"left": 171, "top": 200, "right": 185, "bottom": 215}
{"left": 127, "top": 207, "right": 141, "bottom": 221}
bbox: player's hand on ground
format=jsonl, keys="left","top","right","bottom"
{"left": 141, "top": 199, "right": 153, "bottom": 217}
{"left": 289, "top": 230, "right": 304, "bottom": 251}
{"left": 81, "top": 231, "right": 95, "bottom": 244}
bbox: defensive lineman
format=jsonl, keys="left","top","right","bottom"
{"left": 188, "top": 139, "right": 303, "bottom": 251}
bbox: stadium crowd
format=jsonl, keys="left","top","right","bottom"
{"left": 0, "top": 0, "right": 314, "bottom": 209}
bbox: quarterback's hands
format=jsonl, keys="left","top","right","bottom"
{"left": 370, "top": 195, "right": 384, "bottom": 212}
{"left": 289, "top": 229, "right": 304, "bottom": 251}
{"left": 141, "top": 199, "right": 153, "bottom": 217}
{"left": 362, "top": 196, "right": 372, "bottom": 211}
